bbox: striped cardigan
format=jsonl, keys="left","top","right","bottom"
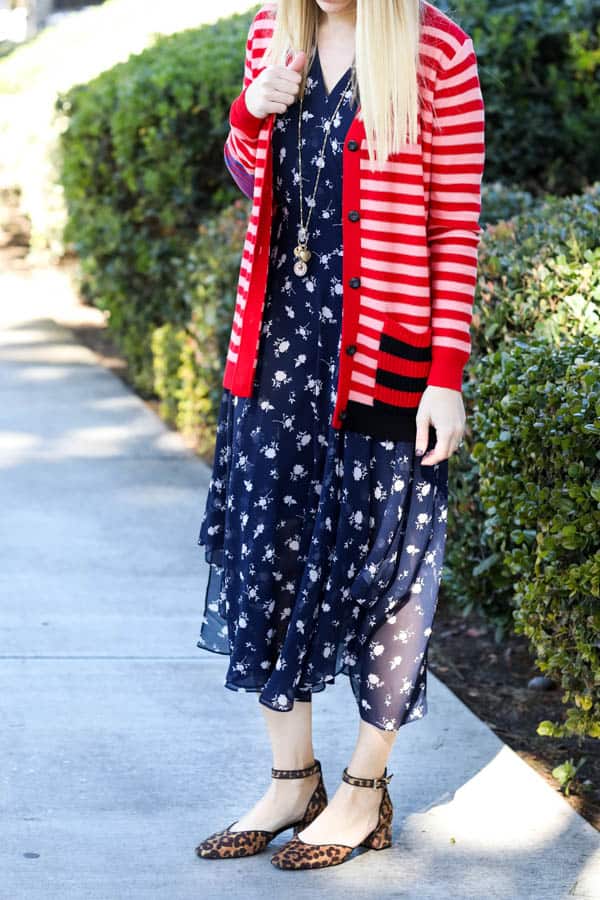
{"left": 222, "top": 0, "right": 485, "bottom": 441}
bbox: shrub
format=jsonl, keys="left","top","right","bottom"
{"left": 151, "top": 199, "right": 251, "bottom": 455}
{"left": 471, "top": 336, "right": 600, "bottom": 739}
{"left": 151, "top": 321, "right": 185, "bottom": 426}
{"left": 439, "top": 0, "right": 600, "bottom": 194}
{"left": 56, "top": 5, "right": 257, "bottom": 393}
{"left": 472, "top": 184, "right": 600, "bottom": 362}
{"left": 480, "top": 181, "right": 536, "bottom": 228}
{"left": 444, "top": 183, "right": 600, "bottom": 634}
{"left": 1, "top": 0, "right": 244, "bottom": 257}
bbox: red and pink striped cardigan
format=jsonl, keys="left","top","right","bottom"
{"left": 222, "top": 0, "right": 485, "bottom": 442}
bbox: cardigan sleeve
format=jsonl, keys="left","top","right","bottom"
{"left": 223, "top": 7, "right": 273, "bottom": 199}
{"left": 425, "top": 34, "right": 485, "bottom": 393}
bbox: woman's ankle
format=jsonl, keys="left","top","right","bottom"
{"left": 271, "top": 753, "right": 317, "bottom": 771}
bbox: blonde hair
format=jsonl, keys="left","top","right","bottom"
{"left": 261, "top": 0, "right": 425, "bottom": 170}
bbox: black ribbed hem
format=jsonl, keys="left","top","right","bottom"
{"left": 342, "top": 399, "right": 436, "bottom": 445}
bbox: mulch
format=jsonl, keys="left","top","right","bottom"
{"left": 428, "top": 598, "right": 600, "bottom": 831}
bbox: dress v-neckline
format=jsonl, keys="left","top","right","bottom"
{"left": 314, "top": 46, "right": 353, "bottom": 101}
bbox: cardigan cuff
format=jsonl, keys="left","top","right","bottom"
{"left": 425, "top": 346, "right": 469, "bottom": 393}
{"left": 229, "top": 86, "right": 266, "bottom": 137}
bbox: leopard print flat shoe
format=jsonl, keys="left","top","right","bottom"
{"left": 195, "top": 758, "right": 328, "bottom": 859}
{"left": 270, "top": 766, "right": 394, "bottom": 870}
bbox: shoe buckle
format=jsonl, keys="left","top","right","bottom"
{"left": 375, "top": 772, "right": 394, "bottom": 789}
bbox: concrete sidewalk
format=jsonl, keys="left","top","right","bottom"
{"left": 1, "top": 274, "right": 599, "bottom": 900}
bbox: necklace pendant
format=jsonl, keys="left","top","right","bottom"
{"left": 298, "top": 227, "right": 307, "bottom": 243}
{"left": 293, "top": 258, "right": 308, "bottom": 277}
{"left": 294, "top": 244, "right": 311, "bottom": 264}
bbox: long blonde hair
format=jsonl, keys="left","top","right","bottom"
{"left": 261, "top": 0, "right": 425, "bottom": 170}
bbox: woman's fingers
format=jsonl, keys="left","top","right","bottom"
{"left": 274, "top": 67, "right": 302, "bottom": 86}
{"left": 245, "top": 62, "right": 304, "bottom": 118}
{"left": 414, "top": 386, "right": 466, "bottom": 465}
{"left": 420, "top": 428, "right": 462, "bottom": 465}
{"left": 268, "top": 76, "right": 301, "bottom": 100}
{"left": 419, "top": 429, "right": 451, "bottom": 466}
{"left": 267, "top": 87, "right": 298, "bottom": 107}
{"left": 414, "top": 416, "right": 430, "bottom": 458}
{"left": 269, "top": 101, "right": 289, "bottom": 115}
{"left": 265, "top": 68, "right": 302, "bottom": 95}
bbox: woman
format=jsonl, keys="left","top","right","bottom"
{"left": 195, "top": 0, "right": 485, "bottom": 870}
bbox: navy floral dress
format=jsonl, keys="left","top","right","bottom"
{"left": 196, "top": 49, "right": 449, "bottom": 733}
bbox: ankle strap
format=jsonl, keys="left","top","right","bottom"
{"left": 271, "top": 759, "right": 321, "bottom": 779}
{"left": 342, "top": 766, "right": 394, "bottom": 790}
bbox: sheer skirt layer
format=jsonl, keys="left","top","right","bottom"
{"left": 197, "top": 387, "right": 448, "bottom": 732}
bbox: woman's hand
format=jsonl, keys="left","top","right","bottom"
{"left": 245, "top": 51, "right": 307, "bottom": 119}
{"left": 415, "top": 385, "right": 466, "bottom": 465}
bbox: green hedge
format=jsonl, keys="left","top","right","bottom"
{"left": 439, "top": 0, "right": 600, "bottom": 194}
{"left": 444, "top": 182, "right": 600, "bottom": 634}
{"left": 151, "top": 199, "right": 251, "bottom": 456}
{"left": 472, "top": 186, "right": 600, "bottom": 362}
{"left": 471, "top": 337, "right": 600, "bottom": 738}
{"left": 56, "top": 6, "right": 257, "bottom": 393}
{"left": 480, "top": 181, "right": 536, "bottom": 229}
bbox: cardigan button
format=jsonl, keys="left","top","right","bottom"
{"left": 348, "top": 210, "right": 360, "bottom": 222}
{"left": 347, "top": 139, "right": 359, "bottom": 151}
{"left": 339, "top": 409, "right": 348, "bottom": 421}
{"left": 349, "top": 276, "right": 361, "bottom": 289}
{"left": 345, "top": 344, "right": 357, "bottom": 356}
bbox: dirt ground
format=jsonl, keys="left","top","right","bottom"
{"left": 428, "top": 599, "right": 600, "bottom": 831}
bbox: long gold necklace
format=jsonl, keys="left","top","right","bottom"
{"left": 293, "top": 62, "right": 354, "bottom": 277}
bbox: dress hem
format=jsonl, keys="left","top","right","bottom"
{"left": 195, "top": 629, "right": 429, "bottom": 734}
